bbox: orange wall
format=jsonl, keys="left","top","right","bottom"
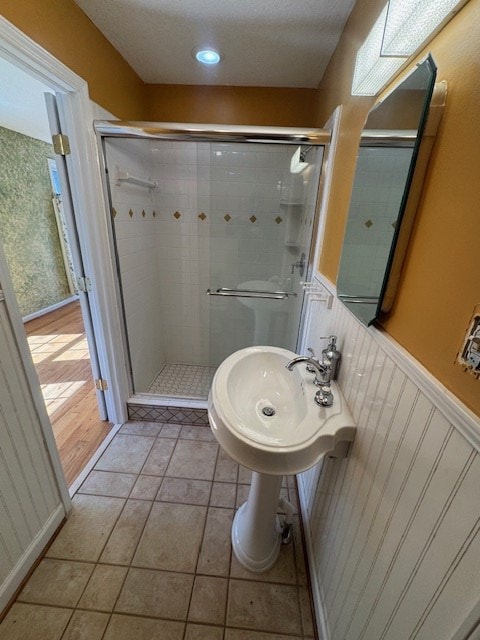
{"left": 315, "top": 0, "right": 480, "bottom": 415}
{"left": 146, "top": 84, "right": 318, "bottom": 126}
{"left": 1, "top": 0, "right": 317, "bottom": 127}
{"left": 1, "top": 0, "right": 146, "bottom": 119}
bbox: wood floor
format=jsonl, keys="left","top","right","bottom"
{"left": 24, "top": 300, "right": 111, "bottom": 486}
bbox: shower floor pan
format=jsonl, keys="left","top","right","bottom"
{"left": 148, "top": 362, "right": 216, "bottom": 399}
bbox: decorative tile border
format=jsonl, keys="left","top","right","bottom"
{"left": 116, "top": 208, "right": 288, "bottom": 225}
{"left": 115, "top": 207, "right": 158, "bottom": 220}
{"left": 127, "top": 402, "right": 209, "bottom": 425}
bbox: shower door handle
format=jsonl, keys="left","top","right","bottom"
{"left": 206, "top": 287, "right": 297, "bottom": 299}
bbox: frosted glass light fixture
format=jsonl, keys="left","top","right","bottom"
{"left": 381, "top": 0, "right": 469, "bottom": 57}
{"left": 352, "top": 6, "right": 405, "bottom": 96}
{"left": 352, "top": 0, "right": 468, "bottom": 96}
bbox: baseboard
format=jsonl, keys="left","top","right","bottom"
{"left": 22, "top": 295, "right": 78, "bottom": 323}
{"left": 0, "top": 503, "right": 65, "bottom": 615}
{"left": 297, "top": 475, "right": 330, "bottom": 640}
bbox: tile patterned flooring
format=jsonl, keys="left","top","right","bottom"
{"left": 1, "top": 422, "right": 316, "bottom": 640}
{"left": 148, "top": 363, "right": 217, "bottom": 399}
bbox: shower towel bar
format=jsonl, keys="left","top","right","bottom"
{"left": 115, "top": 165, "right": 157, "bottom": 189}
{"left": 206, "top": 287, "right": 297, "bottom": 300}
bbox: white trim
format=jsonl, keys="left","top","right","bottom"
{"left": 370, "top": 325, "right": 480, "bottom": 451}
{"left": 313, "top": 272, "right": 480, "bottom": 451}
{"left": 0, "top": 504, "right": 64, "bottom": 613}
{"left": 22, "top": 295, "right": 78, "bottom": 323}
{"left": 451, "top": 599, "right": 480, "bottom": 640}
{"left": 0, "top": 18, "right": 84, "bottom": 92}
{"left": 297, "top": 477, "right": 330, "bottom": 640}
{"left": 57, "top": 90, "right": 130, "bottom": 424}
{"left": 68, "top": 423, "right": 122, "bottom": 497}
{"left": 0, "top": 17, "right": 130, "bottom": 426}
{"left": 130, "top": 394, "right": 208, "bottom": 410}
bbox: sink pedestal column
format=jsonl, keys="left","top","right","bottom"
{"left": 232, "top": 471, "right": 283, "bottom": 573}
{"left": 252, "top": 310, "right": 272, "bottom": 345}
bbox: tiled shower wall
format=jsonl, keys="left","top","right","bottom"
{"left": 298, "top": 279, "right": 480, "bottom": 640}
{"left": 151, "top": 141, "right": 313, "bottom": 367}
{"left": 107, "top": 139, "right": 165, "bottom": 392}
{"left": 338, "top": 146, "right": 413, "bottom": 297}
{"left": 150, "top": 141, "right": 210, "bottom": 365}
{"left": 109, "top": 139, "right": 321, "bottom": 391}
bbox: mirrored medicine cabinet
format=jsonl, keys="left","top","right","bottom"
{"left": 337, "top": 55, "right": 445, "bottom": 326}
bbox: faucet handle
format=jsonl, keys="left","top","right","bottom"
{"left": 306, "top": 347, "right": 318, "bottom": 373}
{"left": 315, "top": 385, "right": 334, "bottom": 407}
{"left": 319, "top": 335, "right": 337, "bottom": 344}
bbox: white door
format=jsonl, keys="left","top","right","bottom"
{"left": 44, "top": 92, "right": 108, "bottom": 419}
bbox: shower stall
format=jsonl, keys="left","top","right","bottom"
{"left": 96, "top": 123, "right": 328, "bottom": 403}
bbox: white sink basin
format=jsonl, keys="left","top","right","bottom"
{"left": 208, "top": 345, "right": 355, "bottom": 476}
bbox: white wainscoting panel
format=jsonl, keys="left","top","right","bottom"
{"left": 0, "top": 297, "right": 64, "bottom": 612}
{"left": 298, "top": 279, "right": 480, "bottom": 640}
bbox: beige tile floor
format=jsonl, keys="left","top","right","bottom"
{"left": 1, "top": 422, "right": 317, "bottom": 640}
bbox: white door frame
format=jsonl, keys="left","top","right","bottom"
{"left": 0, "top": 17, "right": 130, "bottom": 427}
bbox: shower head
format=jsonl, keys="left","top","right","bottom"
{"left": 290, "top": 145, "right": 313, "bottom": 173}
{"left": 299, "top": 145, "right": 313, "bottom": 162}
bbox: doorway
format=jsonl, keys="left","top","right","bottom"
{"left": 24, "top": 301, "right": 111, "bottom": 485}
{"left": 0, "top": 54, "right": 111, "bottom": 486}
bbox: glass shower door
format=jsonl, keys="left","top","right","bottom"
{"left": 206, "top": 142, "right": 324, "bottom": 367}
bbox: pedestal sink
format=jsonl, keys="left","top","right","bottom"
{"left": 208, "top": 346, "right": 355, "bottom": 572}
{"left": 237, "top": 280, "right": 290, "bottom": 345}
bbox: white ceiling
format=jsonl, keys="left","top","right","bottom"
{"left": 0, "top": 56, "right": 53, "bottom": 143}
{"left": 74, "top": 0, "right": 356, "bottom": 87}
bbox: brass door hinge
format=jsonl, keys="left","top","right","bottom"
{"left": 52, "top": 133, "right": 71, "bottom": 156}
{"left": 77, "top": 276, "right": 92, "bottom": 293}
{"left": 95, "top": 378, "right": 108, "bottom": 391}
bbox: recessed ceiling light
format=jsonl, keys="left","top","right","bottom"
{"left": 194, "top": 48, "right": 221, "bottom": 65}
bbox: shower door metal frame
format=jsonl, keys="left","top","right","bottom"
{"left": 95, "top": 121, "right": 331, "bottom": 404}
{"left": 95, "top": 121, "right": 331, "bottom": 146}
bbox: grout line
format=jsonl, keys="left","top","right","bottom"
{"left": 192, "top": 446, "right": 221, "bottom": 583}
{"left": 68, "top": 423, "right": 123, "bottom": 496}
{"left": 13, "top": 424, "right": 318, "bottom": 640}
{"left": 96, "top": 480, "right": 160, "bottom": 638}
{"left": 295, "top": 477, "right": 321, "bottom": 640}
{"left": 224, "top": 624, "right": 305, "bottom": 638}
{"left": 31, "top": 553, "right": 306, "bottom": 589}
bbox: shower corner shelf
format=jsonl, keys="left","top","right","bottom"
{"left": 114, "top": 165, "right": 157, "bottom": 190}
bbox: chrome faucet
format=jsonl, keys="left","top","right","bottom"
{"left": 286, "top": 353, "right": 334, "bottom": 407}
{"left": 285, "top": 356, "right": 330, "bottom": 386}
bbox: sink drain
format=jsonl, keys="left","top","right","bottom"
{"left": 262, "top": 406, "right": 275, "bottom": 417}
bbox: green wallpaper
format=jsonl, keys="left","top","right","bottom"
{"left": 0, "top": 126, "right": 70, "bottom": 316}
